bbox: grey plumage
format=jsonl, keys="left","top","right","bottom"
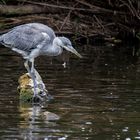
{"left": 0, "top": 23, "right": 82, "bottom": 101}
{"left": 0, "top": 23, "right": 56, "bottom": 58}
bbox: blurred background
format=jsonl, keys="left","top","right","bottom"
{"left": 0, "top": 0, "right": 140, "bottom": 43}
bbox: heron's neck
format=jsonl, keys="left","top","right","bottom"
{"left": 42, "top": 37, "right": 63, "bottom": 56}
{"left": 51, "top": 37, "right": 63, "bottom": 56}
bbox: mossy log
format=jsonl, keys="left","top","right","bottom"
{"left": 17, "top": 73, "right": 51, "bottom": 102}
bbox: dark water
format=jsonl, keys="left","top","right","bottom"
{"left": 0, "top": 44, "right": 140, "bottom": 140}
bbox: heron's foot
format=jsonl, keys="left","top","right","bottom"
{"left": 32, "top": 88, "right": 53, "bottom": 103}
{"left": 42, "top": 89, "right": 54, "bottom": 101}
{"left": 32, "top": 86, "right": 43, "bottom": 103}
{"left": 32, "top": 94, "right": 44, "bottom": 103}
{"left": 37, "top": 83, "right": 53, "bottom": 101}
{"left": 39, "top": 88, "right": 53, "bottom": 101}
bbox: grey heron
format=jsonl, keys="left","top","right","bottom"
{"left": 0, "top": 23, "right": 82, "bottom": 101}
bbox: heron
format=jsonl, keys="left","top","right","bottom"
{"left": 0, "top": 23, "right": 82, "bottom": 101}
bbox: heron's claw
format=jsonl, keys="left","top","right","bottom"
{"left": 32, "top": 86, "right": 53, "bottom": 103}
{"left": 32, "top": 94, "right": 43, "bottom": 103}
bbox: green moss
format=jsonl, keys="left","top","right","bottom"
{"left": 19, "top": 88, "right": 33, "bottom": 102}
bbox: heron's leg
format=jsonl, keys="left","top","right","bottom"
{"left": 31, "top": 58, "right": 35, "bottom": 74}
{"left": 25, "top": 60, "right": 43, "bottom": 93}
{"left": 24, "top": 60, "right": 39, "bottom": 82}
{"left": 34, "top": 69, "right": 48, "bottom": 93}
{"left": 30, "top": 59, "right": 46, "bottom": 90}
{"left": 24, "top": 60, "right": 43, "bottom": 102}
{"left": 30, "top": 59, "right": 38, "bottom": 93}
{"left": 24, "top": 60, "right": 32, "bottom": 76}
{"left": 34, "top": 69, "right": 45, "bottom": 89}
{"left": 34, "top": 68, "right": 53, "bottom": 100}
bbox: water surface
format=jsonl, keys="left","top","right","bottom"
{"left": 0, "top": 45, "right": 140, "bottom": 140}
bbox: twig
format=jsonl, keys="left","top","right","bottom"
{"left": 20, "top": 0, "right": 126, "bottom": 15}
{"left": 18, "top": 0, "right": 94, "bottom": 12}
{"left": 59, "top": 3, "right": 78, "bottom": 31}
{"left": 120, "top": 0, "right": 140, "bottom": 19}
{"left": 127, "top": 0, "right": 140, "bottom": 19}
{"left": 118, "top": 23, "right": 132, "bottom": 32}
{"left": 75, "top": 0, "right": 126, "bottom": 15}
{"left": 93, "top": 15, "right": 105, "bottom": 30}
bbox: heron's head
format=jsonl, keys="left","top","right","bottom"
{"left": 55, "top": 37, "right": 82, "bottom": 58}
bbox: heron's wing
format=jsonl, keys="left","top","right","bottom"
{"left": 1, "top": 24, "right": 52, "bottom": 52}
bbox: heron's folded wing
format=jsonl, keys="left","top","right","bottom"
{"left": 2, "top": 26, "right": 51, "bottom": 52}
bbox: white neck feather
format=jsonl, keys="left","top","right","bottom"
{"left": 41, "top": 37, "right": 63, "bottom": 56}
{"left": 51, "top": 37, "right": 63, "bottom": 56}
{"left": 53, "top": 37, "right": 62, "bottom": 46}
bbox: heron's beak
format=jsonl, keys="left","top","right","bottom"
{"left": 63, "top": 45, "right": 82, "bottom": 58}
